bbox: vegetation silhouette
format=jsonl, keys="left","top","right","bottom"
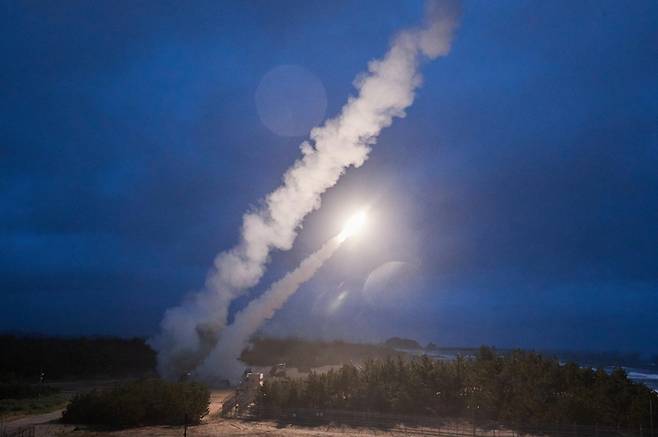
{"left": 62, "top": 379, "right": 209, "bottom": 428}
{"left": 241, "top": 337, "right": 402, "bottom": 371}
{"left": 0, "top": 335, "right": 155, "bottom": 380}
{"left": 260, "top": 346, "right": 658, "bottom": 431}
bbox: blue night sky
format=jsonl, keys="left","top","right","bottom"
{"left": 1, "top": 1, "right": 657, "bottom": 352}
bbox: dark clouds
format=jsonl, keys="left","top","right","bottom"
{"left": 1, "top": 1, "right": 657, "bottom": 350}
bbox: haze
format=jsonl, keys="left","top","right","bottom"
{"left": 1, "top": 0, "right": 657, "bottom": 354}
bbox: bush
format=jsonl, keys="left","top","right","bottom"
{"left": 62, "top": 379, "right": 209, "bottom": 428}
{"left": 260, "top": 348, "right": 658, "bottom": 431}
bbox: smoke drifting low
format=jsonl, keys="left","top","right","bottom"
{"left": 151, "top": 0, "right": 460, "bottom": 381}
{"left": 197, "top": 235, "right": 344, "bottom": 383}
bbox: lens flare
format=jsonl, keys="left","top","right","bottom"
{"left": 339, "top": 210, "right": 367, "bottom": 241}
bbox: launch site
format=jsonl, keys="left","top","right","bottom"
{"left": 1, "top": 0, "right": 657, "bottom": 436}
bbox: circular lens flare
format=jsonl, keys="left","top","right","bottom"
{"left": 339, "top": 210, "right": 367, "bottom": 241}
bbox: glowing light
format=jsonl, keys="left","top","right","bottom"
{"left": 339, "top": 210, "right": 367, "bottom": 241}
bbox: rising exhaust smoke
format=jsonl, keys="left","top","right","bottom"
{"left": 151, "top": 0, "right": 461, "bottom": 380}
{"left": 197, "top": 235, "right": 344, "bottom": 383}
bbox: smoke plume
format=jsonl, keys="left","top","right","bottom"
{"left": 196, "top": 235, "right": 343, "bottom": 383}
{"left": 151, "top": 0, "right": 460, "bottom": 380}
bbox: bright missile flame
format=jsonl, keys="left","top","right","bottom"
{"left": 339, "top": 210, "right": 367, "bottom": 241}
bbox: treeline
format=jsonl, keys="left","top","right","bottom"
{"left": 241, "top": 337, "right": 402, "bottom": 371}
{"left": 384, "top": 337, "right": 424, "bottom": 350}
{"left": 0, "top": 335, "right": 156, "bottom": 380}
{"left": 260, "top": 346, "right": 658, "bottom": 431}
{"left": 62, "top": 379, "right": 209, "bottom": 428}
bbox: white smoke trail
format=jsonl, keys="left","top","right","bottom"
{"left": 151, "top": 0, "right": 460, "bottom": 380}
{"left": 196, "top": 235, "right": 344, "bottom": 383}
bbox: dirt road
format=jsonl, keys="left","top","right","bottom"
{"left": 0, "top": 379, "right": 134, "bottom": 436}
{"left": 1, "top": 409, "right": 63, "bottom": 434}
{"left": 3, "top": 388, "right": 478, "bottom": 436}
{"left": 30, "top": 420, "right": 415, "bottom": 436}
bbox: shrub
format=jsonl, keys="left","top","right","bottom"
{"left": 62, "top": 379, "right": 209, "bottom": 428}
{"left": 260, "top": 349, "right": 658, "bottom": 431}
